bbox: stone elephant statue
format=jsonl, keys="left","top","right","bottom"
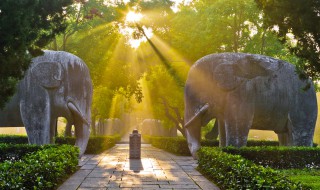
{"left": 184, "top": 53, "right": 317, "bottom": 158}
{"left": 0, "top": 50, "right": 92, "bottom": 156}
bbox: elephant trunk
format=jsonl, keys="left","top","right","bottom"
{"left": 75, "top": 121, "right": 90, "bottom": 156}
{"left": 68, "top": 101, "right": 91, "bottom": 156}
{"left": 184, "top": 104, "right": 209, "bottom": 159}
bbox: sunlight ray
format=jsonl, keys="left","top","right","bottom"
{"left": 132, "top": 77, "right": 155, "bottom": 120}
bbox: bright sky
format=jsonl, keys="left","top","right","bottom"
{"left": 120, "top": 0, "right": 193, "bottom": 48}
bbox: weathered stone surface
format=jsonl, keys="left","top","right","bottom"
{"left": 184, "top": 53, "right": 318, "bottom": 158}
{"left": 0, "top": 50, "right": 92, "bottom": 156}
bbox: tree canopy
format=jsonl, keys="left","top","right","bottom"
{"left": 0, "top": 0, "right": 73, "bottom": 108}
{"left": 255, "top": 0, "right": 320, "bottom": 80}
{"left": 51, "top": 0, "right": 304, "bottom": 132}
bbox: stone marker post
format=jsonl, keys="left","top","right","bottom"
{"left": 129, "top": 129, "right": 141, "bottom": 159}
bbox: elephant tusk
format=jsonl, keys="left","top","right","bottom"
{"left": 185, "top": 103, "right": 209, "bottom": 128}
{"left": 67, "top": 101, "right": 90, "bottom": 126}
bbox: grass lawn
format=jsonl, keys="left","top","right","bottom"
{"left": 279, "top": 169, "right": 320, "bottom": 189}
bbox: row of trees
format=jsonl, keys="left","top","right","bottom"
{"left": 1, "top": 0, "right": 319, "bottom": 135}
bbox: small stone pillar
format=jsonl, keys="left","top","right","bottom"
{"left": 129, "top": 129, "right": 141, "bottom": 159}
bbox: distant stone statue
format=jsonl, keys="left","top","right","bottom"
{"left": 184, "top": 53, "right": 317, "bottom": 158}
{"left": 0, "top": 50, "right": 92, "bottom": 156}
{"left": 140, "top": 119, "right": 177, "bottom": 137}
{"left": 97, "top": 118, "right": 123, "bottom": 135}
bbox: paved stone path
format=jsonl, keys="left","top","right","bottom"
{"left": 58, "top": 144, "right": 220, "bottom": 190}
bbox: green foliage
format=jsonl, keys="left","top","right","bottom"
{"left": 51, "top": 0, "right": 176, "bottom": 120}
{"left": 0, "top": 145, "right": 79, "bottom": 190}
{"left": 255, "top": 0, "right": 320, "bottom": 80}
{"left": 0, "top": 143, "right": 50, "bottom": 163}
{"left": 198, "top": 147, "right": 309, "bottom": 190}
{"left": 0, "top": 135, "right": 29, "bottom": 144}
{"left": 0, "top": 135, "right": 119, "bottom": 154}
{"left": 145, "top": 65, "right": 185, "bottom": 135}
{"left": 144, "top": 135, "right": 190, "bottom": 155}
{"left": 144, "top": 136, "right": 285, "bottom": 156}
{"left": 280, "top": 169, "right": 320, "bottom": 190}
{"left": 56, "top": 135, "right": 120, "bottom": 154}
{"left": 223, "top": 146, "right": 320, "bottom": 169}
{"left": 0, "top": 0, "right": 73, "bottom": 108}
{"left": 201, "top": 139, "right": 281, "bottom": 147}
{"left": 169, "top": 0, "right": 284, "bottom": 62}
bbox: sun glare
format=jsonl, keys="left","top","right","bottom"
{"left": 125, "top": 11, "right": 143, "bottom": 23}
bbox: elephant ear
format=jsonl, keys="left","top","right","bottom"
{"left": 213, "top": 56, "right": 271, "bottom": 91}
{"left": 31, "top": 61, "right": 63, "bottom": 89}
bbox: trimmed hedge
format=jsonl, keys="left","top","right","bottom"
{"left": 198, "top": 147, "right": 309, "bottom": 190}
{"left": 0, "top": 144, "right": 79, "bottom": 190}
{"left": 0, "top": 135, "right": 120, "bottom": 154}
{"left": 144, "top": 136, "right": 318, "bottom": 157}
{"left": 0, "top": 143, "right": 47, "bottom": 163}
{"left": 143, "top": 136, "right": 287, "bottom": 156}
{"left": 201, "top": 139, "right": 280, "bottom": 147}
{"left": 148, "top": 136, "right": 190, "bottom": 155}
{"left": 222, "top": 146, "right": 320, "bottom": 169}
{"left": 56, "top": 135, "right": 121, "bottom": 154}
{"left": 0, "top": 135, "right": 29, "bottom": 144}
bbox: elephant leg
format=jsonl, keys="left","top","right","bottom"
{"left": 205, "top": 121, "right": 219, "bottom": 140}
{"left": 65, "top": 122, "right": 72, "bottom": 137}
{"left": 290, "top": 113, "right": 315, "bottom": 146}
{"left": 50, "top": 117, "right": 57, "bottom": 142}
{"left": 224, "top": 94, "right": 253, "bottom": 147}
{"left": 20, "top": 89, "right": 51, "bottom": 145}
{"left": 218, "top": 119, "right": 226, "bottom": 147}
{"left": 54, "top": 119, "right": 58, "bottom": 138}
{"left": 289, "top": 86, "right": 317, "bottom": 146}
{"left": 224, "top": 120, "right": 250, "bottom": 147}
{"left": 277, "top": 118, "right": 293, "bottom": 146}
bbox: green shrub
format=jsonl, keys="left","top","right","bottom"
{"left": 0, "top": 135, "right": 29, "bottom": 144}
{"left": 201, "top": 139, "right": 285, "bottom": 147}
{"left": 0, "top": 143, "right": 48, "bottom": 163}
{"left": 56, "top": 135, "right": 120, "bottom": 154}
{"left": 222, "top": 146, "right": 320, "bottom": 169}
{"left": 279, "top": 169, "right": 320, "bottom": 189}
{"left": 144, "top": 136, "right": 285, "bottom": 156}
{"left": 0, "top": 135, "right": 120, "bottom": 154}
{"left": 149, "top": 136, "right": 190, "bottom": 155}
{"left": 0, "top": 145, "right": 79, "bottom": 190}
{"left": 198, "top": 147, "right": 309, "bottom": 190}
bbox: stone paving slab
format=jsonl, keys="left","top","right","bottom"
{"left": 58, "top": 144, "right": 220, "bottom": 190}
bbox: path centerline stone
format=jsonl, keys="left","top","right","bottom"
{"left": 58, "top": 144, "right": 220, "bottom": 190}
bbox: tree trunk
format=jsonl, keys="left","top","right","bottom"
{"left": 91, "top": 115, "right": 96, "bottom": 136}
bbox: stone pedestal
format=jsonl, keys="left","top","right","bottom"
{"left": 129, "top": 129, "right": 141, "bottom": 159}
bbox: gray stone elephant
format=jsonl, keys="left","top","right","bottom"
{"left": 0, "top": 50, "right": 92, "bottom": 156}
{"left": 184, "top": 53, "right": 317, "bottom": 158}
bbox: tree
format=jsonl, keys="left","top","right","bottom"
{"left": 145, "top": 65, "right": 186, "bottom": 135}
{"left": 0, "top": 0, "right": 73, "bottom": 108}
{"left": 49, "top": 0, "right": 119, "bottom": 51}
{"left": 167, "top": 0, "right": 298, "bottom": 65}
{"left": 56, "top": 0, "right": 176, "bottom": 123}
{"left": 255, "top": 0, "right": 320, "bottom": 80}
{"left": 168, "top": 0, "right": 261, "bottom": 62}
